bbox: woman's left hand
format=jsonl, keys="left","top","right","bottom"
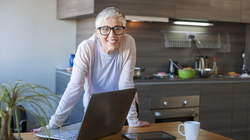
{"left": 131, "top": 121, "right": 150, "bottom": 127}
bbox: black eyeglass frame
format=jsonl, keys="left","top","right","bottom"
{"left": 96, "top": 26, "right": 126, "bottom": 36}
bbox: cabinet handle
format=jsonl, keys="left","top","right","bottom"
{"left": 163, "top": 101, "right": 168, "bottom": 106}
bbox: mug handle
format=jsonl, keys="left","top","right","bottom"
{"left": 178, "top": 124, "right": 185, "bottom": 136}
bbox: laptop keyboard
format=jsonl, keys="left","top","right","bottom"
{"left": 53, "top": 129, "right": 79, "bottom": 139}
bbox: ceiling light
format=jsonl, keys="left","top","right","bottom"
{"left": 173, "top": 21, "right": 214, "bottom": 26}
{"left": 126, "top": 15, "right": 169, "bottom": 23}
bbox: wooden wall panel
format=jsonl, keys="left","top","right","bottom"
{"left": 176, "top": 0, "right": 210, "bottom": 20}
{"left": 76, "top": 19, "right": 246, "bottom": 76}
{"left": 126, "top": 21, "right": 246, "bottom": 76}
{"left": 76, "top": 18, "right": 96, "bottom": 46}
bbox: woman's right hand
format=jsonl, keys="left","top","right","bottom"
{"left": 30, "top": 127, "right": 43, "bottom": 133}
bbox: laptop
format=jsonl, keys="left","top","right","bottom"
{"left": 35, "top": 88, "right": 137, "bottom": 140}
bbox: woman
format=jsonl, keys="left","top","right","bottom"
{"left": 32, "top": 7, "right": 150, "bottom": 132}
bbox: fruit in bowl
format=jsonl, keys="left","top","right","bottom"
{"left": 183, "top": 67, "right": 193, "bottom": 70}
{"left": 178, "top": 69, "right": 196, "bottom": 79}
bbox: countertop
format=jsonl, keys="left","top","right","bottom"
{"left": 57, "top": 69, "right": 250, "bottom": 85}
{"left": 19, "top": 122, "right": 233, "bottom": 140}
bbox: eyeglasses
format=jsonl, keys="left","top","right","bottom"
{"left": 96, "top": 26, "right": 125, "bottom": 36}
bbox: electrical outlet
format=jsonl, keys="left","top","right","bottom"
{"left": 187, "top": 33, "right": 196, "bottom": 40}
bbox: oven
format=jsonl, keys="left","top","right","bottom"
{"left": 150, "top": 95, "right": 199, "bottom": 123}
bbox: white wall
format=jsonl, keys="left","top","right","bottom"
{"left": 0, "top": 0, "right": 76, "bottom": 92}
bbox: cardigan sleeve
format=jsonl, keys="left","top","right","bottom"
{"left": 47, "top": 40, "right": 93, "bottom": 129}
{"left": 118, "top": 34, "right": 140, "bottom": 127}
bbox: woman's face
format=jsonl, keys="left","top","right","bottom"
{"left": 95, "top": 17, "right": 126, "bottom": 54}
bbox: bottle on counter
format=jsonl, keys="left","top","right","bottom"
{"left": 212, "top": 56, "right": 218, "bottom": 75}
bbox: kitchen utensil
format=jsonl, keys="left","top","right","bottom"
{"left": 178, "top": 121, "right": 200, "bottom": 140}
{"left": 164, "top": 32, "right": 170, "bottom": 48}
{"left": 134, "top": 67, "right": 146, "bottom": 79}
{"left": 216, "top": 33, "right": 222, "bottom": 49}
{"left": 178, "top": 69, "right": 196, "bottom": 79}
{"left": 194, "top": 56, "right": 209, "bottom": 69}
{"left": 195, "top": 35, "right": 202, "bottom": 48}
{"left": 225, "top": 33, "right": 231, "bottom": 52}
{"left": 167, "top": 60, "right": 179, "bottom": 75}
{"left": 197, "top": 68, "right": 213, "bottom": 78}
{"left": 169, "top": 59, "right": 182, "bottom": 70}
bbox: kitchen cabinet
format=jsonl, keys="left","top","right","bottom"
{"left": 149, "top": 84, "right": 200, "bottom": 98}
{"left": 57, "top": 0, "right": 81, "bottom": 19}
{"left": 209, "top": 0, "right": 241, "bottom": 22}
{"left": 241, "top": 0, "right": 250, "bottom": 23}
{"left": 247, "top": 83, "right": 250, "bottom": 140}
{"left": 197, "top": 83, "right": 233, "bottom": 137}
{"left": 57, "top": 0, "right": 94, "bottom": 19}
{"left": 136, "top": 85, "right": 151, "bottom": 123}
{"left": 199, "top": 83, "right": 250, "bottom": 140}
{"left": 175, "top": 0, "right": 210, "bottom": 20}
{"left": 57, "top": 0, "right": 250, "bottom": 24}
{"left": 57, "top": 0, "right": 174, "bottom": 19}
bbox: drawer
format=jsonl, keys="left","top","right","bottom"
{"left": 150, "top": 95, "right": 200, "bottom": 109}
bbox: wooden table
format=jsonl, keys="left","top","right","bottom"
{"left": 19, "top": 122, "right": 234, "bottom": 140}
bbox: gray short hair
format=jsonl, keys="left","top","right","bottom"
{"left": 95, "top": 7, "right": 126, "bottom": 28}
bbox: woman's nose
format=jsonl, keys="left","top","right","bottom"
{"left": 109, "top": 29, "right": 116, "bottom": 36}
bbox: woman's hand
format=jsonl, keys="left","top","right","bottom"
{"left": 131, "top": 121, "right": 150, "bottom": 127}
{"left": 30, "top": 127, "right": 43, "bottom": 133}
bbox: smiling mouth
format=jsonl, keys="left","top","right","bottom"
{"left": 108, "top": 40, "right": 116, "bottom": 44}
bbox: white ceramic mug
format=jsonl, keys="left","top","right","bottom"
{"left": 178, "top": 121, "right": 200, "bottom": 140}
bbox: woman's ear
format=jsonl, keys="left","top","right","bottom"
{"left": 95, "top": 29, "right": 101, "bottom": 38}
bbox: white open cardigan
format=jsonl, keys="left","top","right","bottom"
{"left": 48, "top": 34, "right": 140, "bottom": 128}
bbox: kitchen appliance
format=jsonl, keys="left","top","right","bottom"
{"left": 134, "top": 67, "right": 146, "bottom": 79}
{"left": 194, "top": 56, "right": 209, "bottom": 69}
{"left": 167, "top": 61, "right": 179, "bottom": 75}
{"left": 150, "top": 95, "right": 199, "bottom": 123}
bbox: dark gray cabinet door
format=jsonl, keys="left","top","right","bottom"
{"left": 150, "top": 84, "right": 200, "bottom": 98}
{"left": 247, "top": 83, "right": 250, "bottom": 140}
{"left": 231, "top": 83, "right": 249, "bottom": 140}
{"left": 199, "top": 83, "right": 233, "bottom": 138}
{"left": 241, "top": 0, "right": 250, "bottom": 23}
{"left": 209, "top": 0, "right": 241, "bottom": 22}
{"left": 136, "top": 85, "right": 151, "bottom": 123}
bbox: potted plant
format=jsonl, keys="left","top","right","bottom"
{"left": 0, "top": 80, "right": 59, "bottom": 140}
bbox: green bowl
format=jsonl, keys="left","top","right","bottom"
{"left": 178, "top": 69, "right": 196, "bottom": 79}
